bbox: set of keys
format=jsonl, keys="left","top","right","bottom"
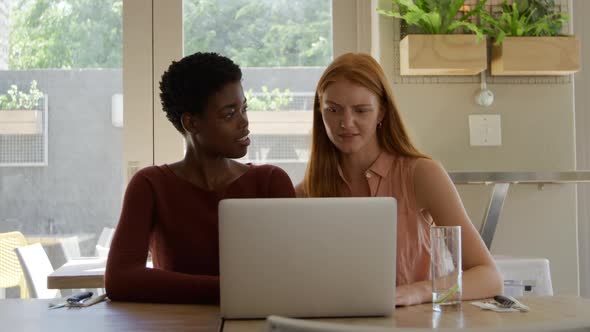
{"left": 48, "top": 291, "right": 93, "bottom": 309}
{"left": 493, "top": 295, "right": 530, "bottom": 312}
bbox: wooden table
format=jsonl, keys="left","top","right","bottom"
{"left": 47, "top": 258, "right": 107, "bottom": 289}
{"left": 25, "top": 233, "right": 96, "bottom": 246}
{"left": 222, "top": 296, "right": 590, "bottom": 332}
{"left": 0, "top": 299, "right": 219, "bottom": 332}
{"left": 2, "top": 296, "right": 589, "bottom": 332}
{"left": 47, "top": 258, "right": 153, "bottom": 289}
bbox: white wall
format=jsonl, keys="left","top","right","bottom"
{"left": 370, "top": 0, "right": 580, "bottom": 295}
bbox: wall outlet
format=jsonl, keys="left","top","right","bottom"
{"left": 469, "top": 114, "right": 501, "bottom": 146}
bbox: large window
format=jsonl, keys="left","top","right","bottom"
{"left": 0, "top": 0, "right": 336, "bottom": 298}
{"left": 0, "top": 0, "right": 123, "bottom": 296}
{"left": 184, "top": 0, "right": 332, "bottom": 67}
{"left": 183, "top": 0, "right": 333, "bottom": 183}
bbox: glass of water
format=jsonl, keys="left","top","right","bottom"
{"left": 431, "top": 225, "right": 462, "bottom": 311}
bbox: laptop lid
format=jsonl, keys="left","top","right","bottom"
{"left": 219, "top": 197, "right": 397, "bottom": 319}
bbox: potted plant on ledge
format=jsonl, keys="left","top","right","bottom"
{"left": 481, "top": 0, "right": 579, "bottom": 76}
{"left": 0, "top": 81, "right": 44, "bottom": 135}
{"left": 379, "top": 0, "right": 488, "bottom": 76}
{"left": 244, "top": 86, "right": 310, "bottom": 136}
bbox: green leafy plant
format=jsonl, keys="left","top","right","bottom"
{"left": 245, "top": 86, "right": 293, "bottom": 111}
{"left": 0, "top": 81, "right": 44, "bottom": 110}
{"left": 480, "top": 0, "right": 570, "bottom": 45}
{"left": 378, "top": 0, "right": 488, "bottom": 40}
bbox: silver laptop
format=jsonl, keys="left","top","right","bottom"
{"left": 219, "top": 197, "right": 397, "bottom": 319}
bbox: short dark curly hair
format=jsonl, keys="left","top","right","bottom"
{"left": 159, "top": 52, "right": 242, "bottom": 133}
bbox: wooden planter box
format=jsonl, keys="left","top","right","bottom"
{"left": 0, "top": 110, "right": 43, "bottom": 134}
{"left": 492, "top": 36, "right": 580, "bottom": 76}
{"left": 247, "top": 111, "right": 312, "bottom": 135}
{"left": 400, "top": 35, "right": 487, "bottom": 76}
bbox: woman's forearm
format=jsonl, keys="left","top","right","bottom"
{"left": 398, "top": 264, "right": 503, "bottom": 306}
{"left": 461, "top": 264, "right": 504, "bottom": 301}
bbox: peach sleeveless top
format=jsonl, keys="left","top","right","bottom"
{"left": 336, "top": 152, "right": 432, "bottom": 286}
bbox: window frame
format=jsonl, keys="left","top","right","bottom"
{"left": 122, "top": 0, "right": 377, "bottom": 179}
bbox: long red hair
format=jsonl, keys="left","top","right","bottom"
{"left": 302, "top": 53, "right": 429, "bottom": 197}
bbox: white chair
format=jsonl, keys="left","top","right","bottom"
{"left": 95, "top": 227, "right": 114, "bottom": 257}
{"left": 494, "top": 255, "right": 553, "bottom": 296}
{"left": 14, "top": 243, "right": 60, "bottom": 299}
{"left": 59, "top": 236, "right": 82, "bottom": 261}
{"left": 266, "top": 316, "right": 390, "bottom": 332}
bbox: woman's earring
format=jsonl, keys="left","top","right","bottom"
{"left": 377, "top": 121, "right": 383, "bottom": 129}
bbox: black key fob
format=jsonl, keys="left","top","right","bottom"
{"left": 493, "top": 295, "right": 514, "bottom": 307}
{"left": 67, "top": 291, "right": 93, "bottom": 304}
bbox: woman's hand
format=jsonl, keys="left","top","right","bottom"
{"left": 395, "top": 282, "right": 430, "bottom": 306}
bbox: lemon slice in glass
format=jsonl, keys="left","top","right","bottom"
{"left": 435, "top": 283, "right": 459, "bottom": 304}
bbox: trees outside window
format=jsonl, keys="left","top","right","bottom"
{"left": 7, "top": 0, "right": 331, "bottom": 69}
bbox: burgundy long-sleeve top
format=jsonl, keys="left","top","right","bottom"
{"left": 105, "top": 164, "right": 295, "bottom": 304}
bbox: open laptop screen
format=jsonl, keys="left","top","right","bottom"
{"left": 219, "top": 197, "right": 397, "bottom": 319}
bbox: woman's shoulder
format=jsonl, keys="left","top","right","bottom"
{"left": 412, "top": 158, "right": 454, "bottom": 208}
{"left": 412, "top": 158, "right": 450, "bottom": 191}
{"left": 245, "top": 163, "right": 295, "bottom": 197}
{"left": 132, "top": 165, "right": 167, "bottom": 179}
{"left": 127, "top": 165, "right": 170, "bottom": 187}
{"left": 413, "top": 158, "right": 446, "bottom": 179}
{"left": 248, "top": 163, "right": 289, "bottom": 178}
{"left": 386, "top": 153, "right": 440, "bottom": 177}
{"left": 379, "top": 153, "right": 432, "bottom": 184}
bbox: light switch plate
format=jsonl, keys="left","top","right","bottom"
{"left": 469, "top": 114, "right": 501, "bottom": 146}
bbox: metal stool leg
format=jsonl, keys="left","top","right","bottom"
{"left": 480, "top": 183, "right": 510, "bottom": 249}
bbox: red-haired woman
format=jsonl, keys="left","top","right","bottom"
{"left": 296, "top": 53, "right": 502, "bottom": 306}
